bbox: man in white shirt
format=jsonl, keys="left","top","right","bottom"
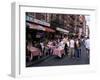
{"left": 69, "top": 37, "right": 75, "bottom": 57}
{"left": 59, "top": 40, "right": 65, "bottom": 49}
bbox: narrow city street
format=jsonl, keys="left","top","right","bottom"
{"left": 28, "top": 44, "right": 89, "bottom": 67}
{"left": 26, "top": 12, "right": 90, "bottom": 67}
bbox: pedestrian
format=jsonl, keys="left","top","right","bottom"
{"left": 40, "top": 41, "right": 45, "bottom": 54}
{"left": 85, "top": 37, "right": 90, "bottom": 57}
{"left": 69, "top": 37, "right": 75, "bottom": 58}
{"left": 63, "top": 35, "right": 69, "bottom": 56}
{"left": 74, "top": 38, "right": 81, "bottom": 58}
{"left": 59, "top": 39, "right": 65, "bottom": 49}
{"left": 43, "top": 42, "right": 49, "bottom": 56}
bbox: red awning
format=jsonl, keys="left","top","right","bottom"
{"left": 45, "top": 27, "right": 55, "bottom": 32}
{"left": 26, "top": 23, "right": 45, "bottom": 31}
{"left": 26, "top": 22, "right": 55, "bottom": 32}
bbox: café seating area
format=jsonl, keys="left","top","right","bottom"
{"left": 26, "top": 39, "right": 66, "bottom": 63}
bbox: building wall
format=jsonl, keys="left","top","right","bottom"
{"left": 26, "top": 12, "right": 87, "bottom": 37}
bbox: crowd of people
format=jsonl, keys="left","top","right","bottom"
{"left": 26, "top": 34, "right": 90, "bottom": 62}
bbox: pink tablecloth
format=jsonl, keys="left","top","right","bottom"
{"left": 53, "top": 48, "right": 65, "bottom": 58}
{"left": 47, "top": 45, "right": 56, "bottom": 49}
{"left": 27, "top": 46, "right": 42, "bottom": 56}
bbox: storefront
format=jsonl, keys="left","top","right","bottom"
{"left": 26, "top": 19, "right": 56, "bottom": 44}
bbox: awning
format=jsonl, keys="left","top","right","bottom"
{"left": 45, "top": 27, "right": 55, "bottom": 32}
{"left": 26, "top": 22, "right": 55, "bottom": 32}
{"left": 56, "top": 27, "right": 69, "bottom": 33}
{"left": 26, "top": 23, "right": 45, "bottom": 31}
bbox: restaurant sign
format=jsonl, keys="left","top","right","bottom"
{"left": 26, "top": 16, "right": 50, "bottom": 27}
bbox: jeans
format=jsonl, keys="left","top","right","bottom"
{"left": 76, "top": 48, "right": 81, "bottom": 58}
{"left": 69, "top": 48, "right": 75, "bottom": 57}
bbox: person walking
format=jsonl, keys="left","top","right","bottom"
{"left": 85, "top": 37, "right": 90, "bottom": 57}
{"left": 63, "top": 35, "right": 69, "bottom": 56}
{"left": 69, "top": 37, "right": 75, "bottom": 58}
{"left": 74, "top": 38, "right": 81, "bottom": 58}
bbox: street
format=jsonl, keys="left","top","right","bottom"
{"left": 27, "top": 43, "right": 89, "bottom": 67}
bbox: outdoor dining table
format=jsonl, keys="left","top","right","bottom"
{"left": 53, "top": 47, "right": 65, "bottom": 58}
{"left": 47, "top": 44, "right": 56, "bottom": 49}
{"left": 47, "top": 44, "right": 56, "bottom": 54}
{"left": 27, "top": 46, "right": 42, "bottom": 60}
